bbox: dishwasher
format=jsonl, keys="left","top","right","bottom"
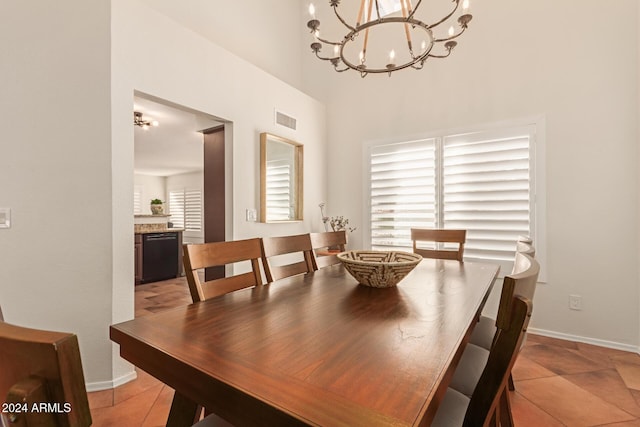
{"left": 142, "top": 232, "right": 179, "bottom": 283}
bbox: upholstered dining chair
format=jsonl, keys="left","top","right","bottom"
{"left": 469, "top": 241, "right": 537, "bottom": 350}
{"left": 431, "top": 296, "right": 533, "bottom": 427}
{"left": 0, "top": 321, "right": 92, "bottom": 427}
{"left": 411, "top": 228, "right": 466, "bottom": 261}
{"left": 310, "top": 230, "right": 347, "bottom": 269}
{"left": 261, "top": 233, "right": 315, "bottom": 283}
{"left": 449, "top": 252, "right": 539, "bottom": 427}
{"left": 183, "top": 238, "right": 264, "bottom": 302}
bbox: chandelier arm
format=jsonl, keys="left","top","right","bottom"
{"left": 314, "top": 51, "right": 340, "bottom": 62}
{"left": 434, "top": 25, "right": 467, "bottom": 43}
{"left": 373, "top": 0, "right": 382, "bottom": 21}
{"left": 332, "top": 4, "right": 357, "bottom": 32}
{"left": 426, "top": 0, "right": 460, "bottom": 29}
{"left": 428, "top": 50, "right": 453, "bottom": 59}
{"left": 315, "top": 35, "right": 341, "bottom": 46}
{"left": 406, "top": 0, "right": 423, "bottom": 20}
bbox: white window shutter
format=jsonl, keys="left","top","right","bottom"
{"left": 442, "top": 127, "right": 532, "bottom": 264}
{"left": 370, "top": 139, "right": 437, "bottom": 250}
{"left": 169, "top": 191, "right": 185, "bottom": 229}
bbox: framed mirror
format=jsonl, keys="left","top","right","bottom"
{"left": 260, "top": 132, "right": 304, "bottom": 222}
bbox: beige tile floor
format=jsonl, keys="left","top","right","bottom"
{"left": 93, "top": 278, "right": 640, "bottom": 426}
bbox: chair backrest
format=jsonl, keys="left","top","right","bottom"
{"left": 410, "top": 228, "right": 466, "bottom": 261}
{"left": 0, "top": 322, "right": 92, "bottom": 427}
{"left": 183, "top": 238, "right": 263, "bottom": 302}
{"left": 261, "top": 233, "right": 315, "bottom": 283}
{"left": 464, "top": 296, "right": 533, "bottom": 425}
{"left": 515, "top": 241, "right": 535, "bottom": 258}
{"left": 496, "top": 252, "right": 540, "bottom": 332}
{"left": 310, "top": 230, "right": 347, "bottom": 269}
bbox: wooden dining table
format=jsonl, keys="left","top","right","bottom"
{"left": 110, "top": 258, "right": 499, "bottom": 426}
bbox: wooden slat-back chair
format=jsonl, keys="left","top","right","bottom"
{"left": 470, "top": 243, "right": 538, "bottom": 350}
{"left": 432, "top": 296, "right": 533, "bottom": 426}
{"left": 310, "top": 230, "right": 347, "bottom": 269}
{"left": 261, "top": 234, "right": 315, "bottom": 283}
{"left": 183, "top": 238, "right": 263, "bottom": 302}
{"left": 411, "top": 228, "right": 466, "bottom": 262}
{"left": 450, "top": 252, "right": 539, "bottom": 426}
{"left": 0, "top": 321, "right": 91, "bottom": 427}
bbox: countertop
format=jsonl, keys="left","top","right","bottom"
{"left": 135, "top": 228, "right": 185, "bottom": 235}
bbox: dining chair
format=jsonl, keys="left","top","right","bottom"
{"left": 470, "top": 242, "right": 537, "bottom": 350}
{"left": 261, "top": 233, "right": 316, "bottom": 283}
{"left": 183, "top": 238, "right": 264, "bottom": 302}
{"left": 0, "top": 321, "right": 92, "bottom": 427}
{"left": 410, "top": 228, "right": 466, "bottom": 261}
{"left": 310, "top": 230, "right": 347, "bottom": 269}
{"left": 431, "top": 296, "right": 533, "bottom": 427}
{"left": 449, "top": 252, "right": 539, "bottom": 426}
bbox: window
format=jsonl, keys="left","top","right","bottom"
{"left": 169, "top": 189, "right": 202, "bottom": 232}
{"left": 133, "top": 186, "right": 142, "bottom": 215}
{"left": 368, "top": 124, "right": 537, "bottom": 273}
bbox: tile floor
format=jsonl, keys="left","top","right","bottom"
{"left": 93, "top": 278, "right": 640, "bottom": 426}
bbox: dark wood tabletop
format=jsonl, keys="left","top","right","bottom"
{"left": 110, "top": 259, "right": 499, "bottom": 426}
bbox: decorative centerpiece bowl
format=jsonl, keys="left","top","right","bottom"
{"left": 337, "top": 250, "right": 422, "bottom": 288}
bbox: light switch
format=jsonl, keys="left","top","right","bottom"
{"left": 0, "top": 208, "right": 11, "bottom": 229}
{"left": 246, "top": 208, "right": 257, "bottom": 222}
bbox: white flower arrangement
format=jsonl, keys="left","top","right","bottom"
{"left": 319, "top": 202, "right": 356, "bottom": 232}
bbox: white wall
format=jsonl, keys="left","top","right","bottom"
{"left": 134, "top": 174, "right": 166, "bottom": 214}
{"left": 110, "top": 0, "right": 327, "bottom": 385}
{"left": 302, "top": 0, "right": 640, "bottom": 349}
{"left": 0, "top": 1, "right": 119, "bottom": 385}
{"left": 138, "top": 0, "right": 304, "bottom": 91}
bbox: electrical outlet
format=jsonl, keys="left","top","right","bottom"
{"left": 0, "top": 208, "right": 10, "bottom": 229}
{"left": 569, "top": 294, "right": 582, "bottom": 311}
{"left": 246, "top": 208, "right": 257, "bottom": 222}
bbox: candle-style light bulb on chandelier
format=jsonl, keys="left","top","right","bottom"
{"left": 307, "top": 0, "right": 472, "bottom": 77}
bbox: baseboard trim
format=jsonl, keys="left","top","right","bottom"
{"left": 529, "top": 327, "right": 640, "bottom": 354}
{"left": 85, "top": 370, "right": 138, "bottom": 392}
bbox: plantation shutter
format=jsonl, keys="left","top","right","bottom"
{"left": 266, "top": 159, "right": 292, "bottom": 221}
{"left": 169, "top": 191, "right": 185, "bottom": 228}
{"left": 169, "top": 189, "right": 202, "bottom": 231}
{"left": 133, "top": 186, "right": 142, "bottom": 215}
{"left": 369, "top": 139, "right": 437, "bottom": 250}
{"left": 184, "top": 190, "right": 202, "bottom": 231}
{"left": 442, "top": 126, "right": 532, "bottom": 265}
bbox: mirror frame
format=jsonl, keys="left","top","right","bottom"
{"left": 260, "top": 132, "right": 304, "bottom": 223}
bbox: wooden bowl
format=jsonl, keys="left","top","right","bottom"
{"left": 337, "top": 250, "right": 422, "bottom": 288}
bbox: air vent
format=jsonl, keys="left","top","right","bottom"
{"left": 275, "top": 110, "right": 297, "bottom": 131}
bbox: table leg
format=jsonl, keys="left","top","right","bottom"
{"left": 167, "top": 391, "right": 201, "bottom": 427}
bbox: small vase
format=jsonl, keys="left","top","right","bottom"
{"left": 150, "top": 204, "right": 164, "bottom": 215}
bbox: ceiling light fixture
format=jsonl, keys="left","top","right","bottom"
{"left": 307, "top": 0, "right": 472, "bottom": 78}
{"left": 133, "top": 111, "right": 159, "bottom": 129}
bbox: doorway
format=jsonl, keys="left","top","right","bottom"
{"left": 133, "top": 93, "right": 229, "bottom": 284}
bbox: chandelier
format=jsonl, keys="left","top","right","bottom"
{"left": 133, "top": 111, "right": 159, "bottom": 129}
{"left": 307, "top": 0, "right": 472, "bottom": 77}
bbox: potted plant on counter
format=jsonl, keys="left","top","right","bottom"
{"left": 150, "top": 199, "right": 164, "bottom": 215}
